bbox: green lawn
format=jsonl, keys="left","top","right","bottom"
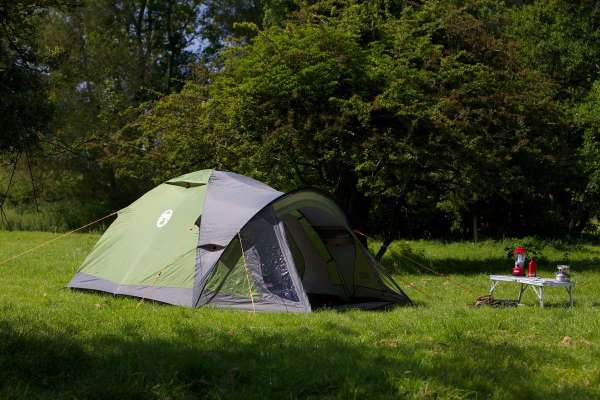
{"left": 1, "top": 231, "right": 600, "bottom": 399}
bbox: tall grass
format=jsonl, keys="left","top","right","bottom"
{"left": 0, "top": 202, "right": 113, "bottom": 232}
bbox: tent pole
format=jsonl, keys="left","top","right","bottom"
{"left": 0, "top": 151, "right": 22, "bottom": 227}
{"left": 238, "top": 232, "right": 256, "bottom": 314}
{"left": 25, "top": 149, "right": 39, "bottom": 213}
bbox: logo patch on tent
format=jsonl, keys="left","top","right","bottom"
{"left": 156, "top": 209, "right": 173, "bottom": 228}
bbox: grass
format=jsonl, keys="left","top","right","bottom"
{"left": 0, "top": 203, "right": 113, "bottom": 232}
{"left": 1, "top": 232, "right": 600, "bottom": 399}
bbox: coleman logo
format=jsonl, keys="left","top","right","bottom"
{"left": 156, "top": 209, "right": 173, "bottom": 228}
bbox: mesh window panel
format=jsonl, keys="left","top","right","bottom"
{"left": 242, "top": 209, "right": 299, "bottom": 303}
{"left": 204, "top": 240, "right": 260, "bottom": 300}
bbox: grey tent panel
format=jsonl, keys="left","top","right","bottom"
{"left": 198, "top": 170, "right": 283, "bottom": 247}
{"left": 238, "top": 206, "right": 311, "bottom": 311}
{"left": 69, "top": 272, "right": 193, "bottom": 306}
{"left": 193, "top": 171, "right": 284, "bottom": 306}
{"left": 205, "top": 294, "right": 308, "bottom": 312}
{"left": 197, "top": 205, "right": 311, "bottom": 312}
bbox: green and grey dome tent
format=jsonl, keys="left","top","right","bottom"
{"left": 68, "top": 169, "right": 410, "bottom": 311}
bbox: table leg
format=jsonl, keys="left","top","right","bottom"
{"left": 529, "top": 285, "right": 544, "bottom": 308}
{"left": 517, "top": 284, "right": 526, "bottom": 303}
{"left": 489, "top": 281, "right": 498, "bottom": 295}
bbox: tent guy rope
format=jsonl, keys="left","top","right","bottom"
{"left": 0, "top": 211, "right": 117, "bottom": 267}
{"left": 353, "top": 229, "right": 475, "bottom": 296}
{"left": 392, "top": 274, "right": 436, "bottom": 301}
{"left": 392, "top": 250, "right": 477, "bottom": 295}
{"left": 352, "top": 230, "right": 438, "bottom": 300}
{"left": 238, "top": 231, "right": 257, "bottom": 313}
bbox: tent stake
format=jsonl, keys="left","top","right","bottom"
{"left": 238, "top": 232, "right": 256, "bottom": 314}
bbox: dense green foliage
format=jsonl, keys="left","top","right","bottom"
{"left": 2, "top": 0, "right": 600, "bottom": 244}
{"left": 1, "top": 231, "right": 600, "bottom": 399}
{"left": 0, "top": 0, "right": 55, "bottom": 152}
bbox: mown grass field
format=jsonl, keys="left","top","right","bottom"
{"left": 1, "top": 231, "right": 600, "bottom": 399}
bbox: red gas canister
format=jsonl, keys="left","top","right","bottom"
{"left": 528, "top": 258, "right": 537, "bottom": 277}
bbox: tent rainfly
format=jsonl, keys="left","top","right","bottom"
{"left": 68, "top": 170, "right": 410, "bottom": 311}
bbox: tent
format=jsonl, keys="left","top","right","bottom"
{"left": 68, "top": 170, "right": 410, "bottom": 311}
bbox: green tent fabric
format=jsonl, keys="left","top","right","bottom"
{"left": 68, "top": 169, "right": 410, "bottom": 311}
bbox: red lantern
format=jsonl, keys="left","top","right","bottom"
{"left": 512, "top": 246, "right": 526, "bottom": 276}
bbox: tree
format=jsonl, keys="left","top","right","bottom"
{"left": 199, "top": 0, "right": 298, "bottom": 57}
{"left": 126, "top": 0, "right": 575, "bottom": 253}
{"left": 0, "top": 0, "right": 55, "bottom": 153}
{"left": 32, "top": 0, "right": 204, "bottom": 209}
{"left": 5, "top": 0, "right": 595, "bottom": 240}
{"left": 507, "top": 0, "right": 600, "bottom": 233}
{"left": 573, "top": 81, "right": 600, "bottom": 231}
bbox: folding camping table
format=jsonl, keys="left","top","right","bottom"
{"left": 489, "top": 275, "right": 574, "bottom": 308}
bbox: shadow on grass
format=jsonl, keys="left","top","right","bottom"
{"left": 0, "top": 317, "right": 597, "bottom": 399}
{"left": 382, "top": 252, "right": 600, "bottom": 275}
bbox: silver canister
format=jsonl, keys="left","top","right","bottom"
{"left": 556, "top": 265, "right": 570, "bottom": 282}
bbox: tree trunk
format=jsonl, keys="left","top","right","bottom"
{"left": 473, "top": 214, "right": 478, "bottom": 242}
{"left": 108, "top": 168, "right": 119, "bottom": 206}
{"left": 376, "top": 235, "right": 394, "bottom": 261}
{"left": 135, "top": 0, "right": 148, "bottom": 85}
{"left": 165, "top": 0, "right": 174, "bottom": 92}
{"left": 333, "top": 171, "right": 370, "bottom": 234}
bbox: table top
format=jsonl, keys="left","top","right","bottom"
{"left": 490, "top": 275, "right": 575, "bottom": 287}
